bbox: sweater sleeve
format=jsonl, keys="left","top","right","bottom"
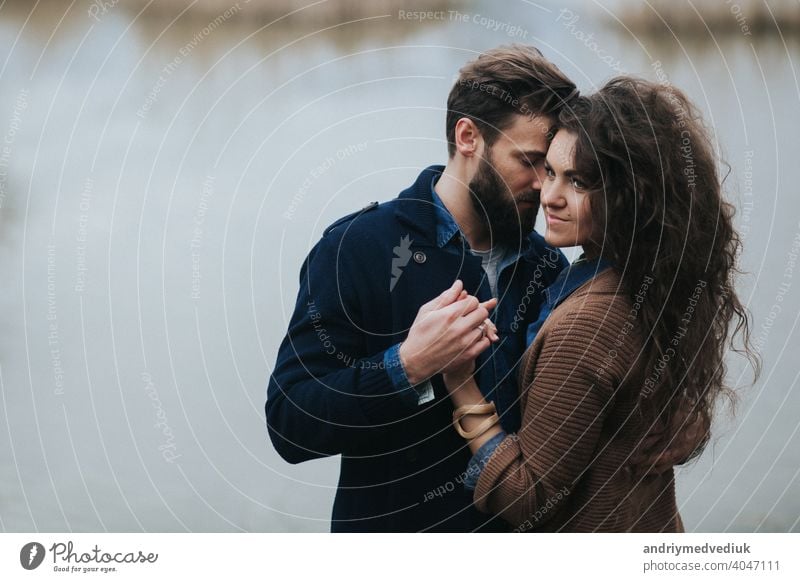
{"left": 265, "top": 226, "right": 421, "bottom": 464}
{"left": 473, "top": 304, "right": 627, "bottom": 528}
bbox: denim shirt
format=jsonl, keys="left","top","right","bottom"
{"left": 462, "top": 255, "right": 614, "bottom": 490}
{"left": 382, "top": 174, "right": 520, "bottom": 404}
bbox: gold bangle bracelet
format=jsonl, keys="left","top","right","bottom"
{"left": 452, "top": 402, "right": 500, "bottom": 439}
{"left": 452, "top": 402, "right": 496, "bottom": 423}
{"left": 453, "top": 412, "right": 500, "bottom": 439}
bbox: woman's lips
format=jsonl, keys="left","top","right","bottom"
{"left": 546, "top": 214, "right": 568, "bottom": 225}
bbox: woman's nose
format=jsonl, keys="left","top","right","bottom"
{"left": 541, "top": 182, "right": 565, "bottom": 208}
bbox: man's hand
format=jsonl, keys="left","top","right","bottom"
{"left": 398, "top": 280, "right": 498, "bottom": 385}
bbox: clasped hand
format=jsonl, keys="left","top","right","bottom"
{"left": 398, "top": 280, "right": 499, "bottom": 386}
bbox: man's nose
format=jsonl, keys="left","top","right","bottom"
{"left": 531, "top": 170, "right": 542, "bottom": 191}
{"left": 531, "top": 163, "right": 545, "bottom": 190}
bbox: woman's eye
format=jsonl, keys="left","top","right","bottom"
{"left": 571, "top": 177, "right": 586, "bottom": 190}
{"left": 544, "top": 165, "right": 555, "bottom": 178}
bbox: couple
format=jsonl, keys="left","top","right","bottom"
{"left": 266, "top": 45, "right": 753, "bottom": 532}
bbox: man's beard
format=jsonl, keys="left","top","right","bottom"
{"left": 467, "top": 153, "right": 539, "bottom": 250}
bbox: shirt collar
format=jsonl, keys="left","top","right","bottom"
{"left": 429, "top": 170, "right": 535, "bottom": 270}
{"left": 543, "top": 255, "right": 614, "bottom": 309}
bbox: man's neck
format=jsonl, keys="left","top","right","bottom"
{"left": 434, "top": 163, "right": 492, "bottom": 251}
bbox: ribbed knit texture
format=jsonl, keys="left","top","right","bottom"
{"left": 474, "top": 269, "right": 683, "bottom": 532}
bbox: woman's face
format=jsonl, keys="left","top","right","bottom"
{"left": 541, "top": 130, "right": 599, "bottom": 254}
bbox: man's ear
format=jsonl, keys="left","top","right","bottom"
{"left": 453, "top": 117, "right": 483, "bottom": 158}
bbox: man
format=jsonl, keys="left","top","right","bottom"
{"left": 266, "top": 45, "right": 690, "bottom": 532}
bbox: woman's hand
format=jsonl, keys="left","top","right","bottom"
{"left": 631, "top": 404, "right": 710, "bottom": 474}
{"left": 436, "top": 298, "right": 503, "bottom": 452}
{"left": 441, "top": 315, "right": 499, "bottom": 387}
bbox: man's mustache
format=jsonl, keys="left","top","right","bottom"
{"left": 515, "top": 191, "right": 540, "bottom": 205}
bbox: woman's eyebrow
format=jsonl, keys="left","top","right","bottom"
{"left": 543, "top": 157, "right": 578, "bottom": 176}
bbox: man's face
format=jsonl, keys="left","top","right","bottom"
{"left": 467, "top": 113, "right": 552, "bottom": 249}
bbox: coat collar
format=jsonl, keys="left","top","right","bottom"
{"left": 394, "top": 165, "right": 443, "bottom": 246}
{"left": 394, "top": 165, "right": 554, "bottom": 265}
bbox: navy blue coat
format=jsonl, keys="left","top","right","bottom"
{"left": 266, "top": 166, "right": 567, "bottom": 532}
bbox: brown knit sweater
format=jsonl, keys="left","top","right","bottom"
{"left": 474, "top": 268, "right": 683, "bottom": 532}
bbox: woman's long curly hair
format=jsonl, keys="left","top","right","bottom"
{"left": 557, "top": 77, "right": 759, "bottom": 460}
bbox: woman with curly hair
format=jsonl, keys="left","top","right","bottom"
{"left": 443, "top": 77, "right": 758, "bottom": 532}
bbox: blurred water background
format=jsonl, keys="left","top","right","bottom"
{"left": 0, "top": 0, "right": 798, "bottom": 532}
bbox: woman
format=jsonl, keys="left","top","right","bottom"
{"left": 443, "top": 77, "right": 757, "bottom": 532}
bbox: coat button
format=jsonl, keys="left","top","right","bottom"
{"left": 413, "top": 251, "right": 426, "bottom": 264}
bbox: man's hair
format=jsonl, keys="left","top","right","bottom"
{"left": 446, "top": 45, "right": 577, "bottom": 157}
